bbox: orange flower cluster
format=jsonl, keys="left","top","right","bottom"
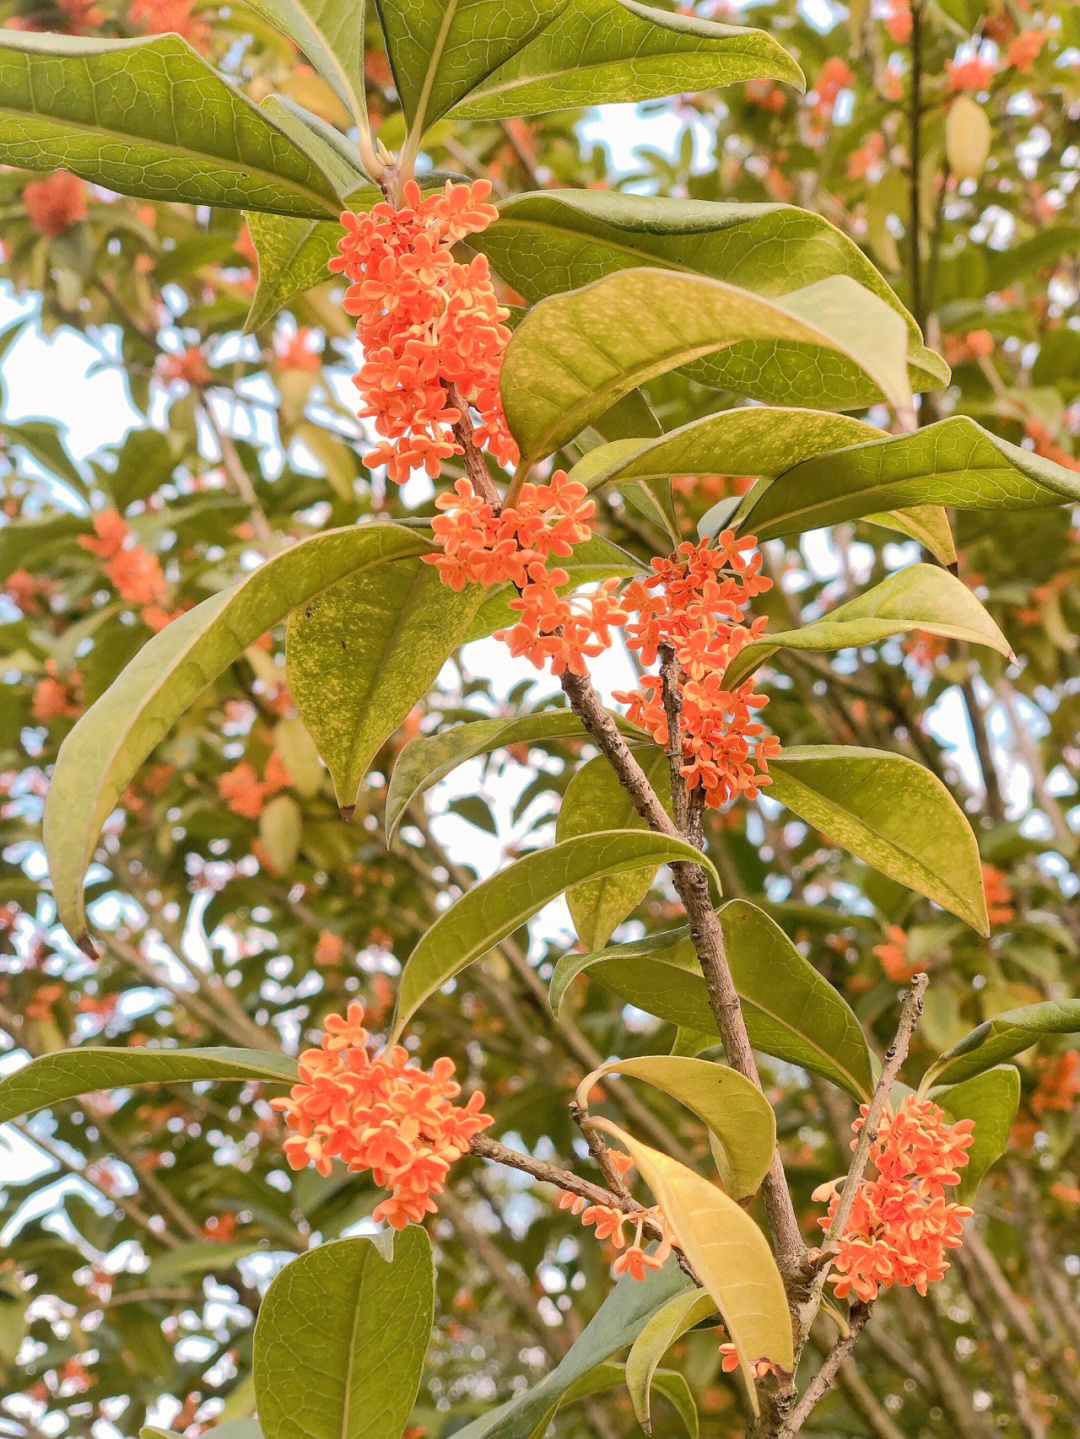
{"left": 157, "top": 347, "right": 213, "bottom": 388}
{"left": 330, "top": 180, "right": 517, "bottom": 484}
{"left": 814, "top": 1096, "right": 974, "bottom": 1303}
{"left": 614, "top": 534, "right": 779, "bottom": 808}
{"left": 427, "top": 472, "right": 626, "bottom": 676}
{"left": 872, "top": 926, "right": 926, "bottom": 984}
{"left": 23, "top": 171, "right": 87, "bottom": 238}
{"left": 274, "top": 1002, "right": 492, "bottom": 1228}
{"left": 1031, "top": 1050, "right": 1080, "bottom": 1117}
{"left": 982, "top": 863, "right": 1015, "bottom": 925}
{"left": 946, "top": 55, "right": 996, "bottom": 93}
{"left": 79, "top": 509, "right": 169, "bottom": 609}
{"left": 218, "top": 752, "right": 292, "bottom": 819}
{"left": 129, "top": 0, "right": 210, "bottom": 49}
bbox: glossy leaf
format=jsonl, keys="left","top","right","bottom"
{"left": 243, "top": 214, "right": 339, "bottom": 333}
{"left": 527, "top": 1360, "right": 697, "bottom": 1439}
{"left": 572, "top": 407, "right": 881, "bottom": 498}
{"left": 552, "top": 900, "right": 874, "bottom": 1100}
{"left": 452, "top": 1264, "right": 694, "bottom": 1439}
{"left": 563, "top": 906, "right": 871, "bottom": 1096}
{"left": 502, "top": 270, "right": 911, "bottom": 469}
{"left": 253, "top": 1231, "right": 433, "bottom": 1439}
{"left": 386, "top": 710, "right": 645, "bottom": 844}
{"left": 928, "top": 1000, "right": 1080, "bottom": 1086}
{"left": 581, "top": 1054, "right": 775, "bottom": 1198}
{"left": 391, "top": 831, "right": 718, "bottom": 1039}
{"left": 44, "top": 525, "right": 430, "bottom": 943}
{"left": 605, "top": 1125, "right": 794, "bottom": 1411}
{"left": 287, "top": 559, "right": 486, "bottom": 814}
{"left": 244, "top": 0, "right": 366, "bottom": 124}
{"left": 723, "top": 563, "right": 1012, "bottom": 688}
{"left": 557, "top": 747, "right": 673, "bottom": 949}
{"left": 931, "top": 1066, "right": 1021, "bottom": 1202}
{"left": 768, "top": 746, "right": 989, "bottom": 934}
{"left": 0, "top": 1047, "right": 298, "bottom": 1125}
{"left": 863, "top": 504, "right": 957, "bottom": 567}
{"left": 740, "top": 415, "right": 1080, "bottom": 541}
{"left": 0, "top": 33, "right": 341, "bottom": 217}
{"left": 626, "top": 1289, "right": 716, "bottom": 1436}
{"left": 479, "top": 190, "right": 941, "bottom": 386}
{"left": 378, "top": 0, "right": 802, "bottom": 133}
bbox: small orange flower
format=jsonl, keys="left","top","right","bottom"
{"left": 274, "top": 326, "right": 322, "bottom": 372}
{"left": 129, "top": 0, "right": 210, "bottom": 49}
{"left": 158, "top": 346, "right": 213, "bottom": 388}
{"left": 1005, "top": 29, "right": 1045, "bottom": 74}
{"left": 872, "top": 926, "right": 926, "bottom": 983}
{"left": 79, "top": 509, "right": 130, "bottom": 559}
{"left": 23, "top": 171, "right": 87, "bottom": 237}
{"left": 982, "top": 863, "right": 1015, "bottom": 925}
{"left": 105, "top": 546, "right": 168, "bottom": 606}
{"left": 946, "top": 56, "right": 996, "bottom": 93}
{"left": 218, "top": 762, "right": 267, "bottom": 819}
{"left": 1031, "top": 1051, "right": 1080, "bottom": 1116}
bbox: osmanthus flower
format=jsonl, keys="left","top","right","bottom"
{"left": 426, "top": 472, "right": 626, "bottom": 676}
{"left": 22, "top": 171, "right": 87, "bottom": 238}
{"left": 814, "top": 1095, "right": 975, "bottom": 1304}
{"left": 330, "top": 179, "right": 517, "bottom": 484}
{"left": 273, "top": 1002, "right": 492, "bottom": 1228}
{"left": 981, "top": 862, "right": 1015, "bottom": 925}
{"left": 614, "top": 533, "right": 780, "bottom": 808}
{"left": 129, "top": 0, "right": 210, "bottom": 50}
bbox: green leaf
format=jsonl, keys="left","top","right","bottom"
{"left": 626, "top": 1289, "right": 716, "bottom": 1436}
{"left": 928, "top": 1001, "right": 1080, "bottom": 1086}
{"left": 386, "top": 710, "right": 645, "bottom": 844}
{"left": 767, "top": 746, "right": 989, "bottom": 934}
{"left": 0, "top": 33, "right": 341, "bottom": 217}
{"left": 557, "top": 747, "right": 673, "bottom": 949}
{"left": 390, "top": 831, "right": 719, "bottom": 1039}
{"left": 253, "top": 1231, "right": 433, "bottom": 1439}
{"left": 144, "top": 1426, "right": 261, "bottom": 1439}
{"left": 582, "top": 1055, "right": 775, "bottom": 1199}
{"left": 0, "top": 418, "right": 90, "bottom": 500}
{"left": 451, "top": 1265, "right": 695, "bottom": 1439}
{"left": 604, "top": 1124, "right": 793, "bottom": 1412}
{"left": 243, "top": 213, "right": 339, "bottom": 333}
{"left": 0, "top": 512, "right": 89, "bottom": 583}
{"left": 532, "top": 1361, "right": 697, "bottom": 1439}
{"left": 243, "top": 0, "right": 367, "bottom": 126}
{"left": 479, "top": 190, "right": 941, "bottom": 387}
{"left": 863, "top": 505, "right": 957, "bottom": 567}
{"left": 739, "top": 415, "right": 1080, "bottom": 541}
{"left": 723, "top": 563, "right": 1013, "bottom": 688}
{"left": 931, "top": 1066, "right": 1021, "bottom": 1202}
{"left": 572, "top": 407, "right": 881, "bottom": 500}
{"left": 286, "top": 559, "right": 486, "bottom": 814}
{"left": 44, "top": 524, "right": 431, "bottom": 944}
{"left": 554, "top": 901, "right": 873, "bottom": 1100}
{"left": 144, "top": 1240, "right": 269, "bottom": 1285}
{"left": 502, "top": 271, "right": 911, "bottom": 470}
{"left": 377, "top": 0, "right": 801, "bottom": 135}
{"left": 0, "top": 1047, "right": 298, "bottom": 1125}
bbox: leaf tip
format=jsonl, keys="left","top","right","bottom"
{"left": 76, "top": 931, "right": 100, "bottom": 961}
{"left": 339, "top": 803, "right": 356, "bottom": 823}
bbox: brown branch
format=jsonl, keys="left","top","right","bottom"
{"left": 558, "top": 664, "right": 808, "bottom": 1285}
{"left": 775, "top": 1302, "right": 873, "bottom": 1439}
{"left": 198, "top": 396, "right": 274, "bottom": 545}
{"left": 659, "top": 643, "right": 690, "bottom": 835}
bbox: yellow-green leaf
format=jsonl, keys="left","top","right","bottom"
{"left": 601, "top": 1124, "right": 794, "bottom": 1412}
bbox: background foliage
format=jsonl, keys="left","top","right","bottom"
{"left": 1, "top": 1, "right": 1080, "bottom": 1437}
